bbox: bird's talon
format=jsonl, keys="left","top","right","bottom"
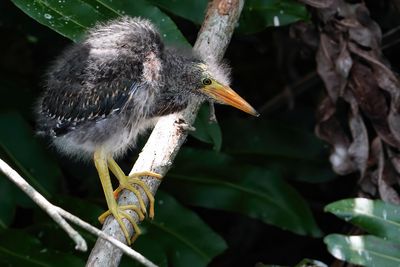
{"left": 115, "top": 182, "right": 147, "bottom": 214}
{"left": 99, "top": 204, "right": 144, "bottom": 244}
{"left": 179, "top": 123, "right": 196, "bottom": 132}
{"left": 129, "top": 171, "right": 162, "bottom": 180}
{"left": 98, "top": 210, "right": 111, "bottom": 224}
{"left": 125, "top": 174, "right": 158, "bottom": 219}
{"left": 99, "top": 204, "right": 145, "bottom": 224}
{"left": 175, "top": 118, "right": 196, "bottom": 132}
{"left": 114, "top": 171, "right": 160, "bottom": 220}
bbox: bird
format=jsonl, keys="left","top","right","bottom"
{"left": 36, "top": 16, "right": 258, "bottom": 244}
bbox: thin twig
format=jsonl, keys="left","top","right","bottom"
{"left": 87, "top": 0, "right": 245, "bottom": 266}
{"left": 0, "top": 157, "right": 87, "bottom": 251}
{"left": 57, "top": 208, "right": 157, "bottom": 267}
{"left": 0, "top": 157, "right": 157, "bottom": 267}
{"left": 258, "top": 71, "right": 320, "bottom": 114}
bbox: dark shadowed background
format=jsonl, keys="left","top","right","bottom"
{"left": 1, "top": 1, "right": 400, "bottom": 266}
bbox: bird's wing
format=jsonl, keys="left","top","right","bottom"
{"left": 40, "top": 75, "right": 142, "bottom": 136}
{"left": 38, "top": 17, "right": 164, "bottom": 136}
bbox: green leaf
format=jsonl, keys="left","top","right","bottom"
{"left": 148, "top": 0, "right": 208, "bottom": 25}
{"left": 0, "top": 76, "right": 35, "bottom": 117}
{"left": 0, "top": 229, "right": 85, "bottom": 267}
{"left": 131, "top": 191, "right": 227, "bottom": 267}
{"left": 325, "top": 198, "right": 400, "bottom": 243}
{"left": 10, "top": 0, "right": 188, "bottom": 45}
{"left": 220, "top": 117, "right": 335, "bottom": 184}
{"left": 56, "top": 195, "right": 104, "bottom": 226}
{"left": 0, "top": 113, "right": 61, "bottom": 201}
{"left": 165, "top": 148, "right": 322, "bottom": 237}
{"left": 294, "top": 259, "right": 328, "bottom": 267}
{"left": 239, "top": 0, "right": 309, "bottom": 34}
{"left": 10, "top": 0, "right": 96, "bottom": 42}
{"left": 96, "top": 0, "right": 188, "bottom": 45}
{"left": 257, "top": 258, "right": 327, "bottom": 267}
{"left": 191, "top": 104, "right": 222, "bottom": 151}
{"left": 26, "top": 222, "right": 94, "bottom": 252}
{"left": 221, "top": 118, "right": 323, "bottom": 160}
{"left": 148, "top": 0, "right": 309, "bottom": 34}
{"left": 325, "top": 234, "right": 400, "bottom": 267}
{"left": 0, "top": 178, "right": 16, "bottom": 229}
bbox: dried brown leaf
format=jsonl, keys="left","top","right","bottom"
{"left": 315, "top": 97, "right": 356, "bottom": 175}
{"left": 344, "top": 92, "right": 369, "bottom": 177}
{"left": 348, "top": 63, "right": 400, "bottom": 147}
{"left": 317, "top": 34, "right": 347, "bottom": 102}
{"left": 375, "top": 141, "right": 400, "bottom": 204}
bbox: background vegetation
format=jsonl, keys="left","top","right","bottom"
{"left": 1, "top": 0, "right": 400, "bottom": 266}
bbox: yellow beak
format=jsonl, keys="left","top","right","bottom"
{"left": 200, "top": 82, "right": 259, "bottom": 116}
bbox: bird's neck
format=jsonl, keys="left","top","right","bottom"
{"left": 148, "top": 47, "right": 198, "bottom": 116}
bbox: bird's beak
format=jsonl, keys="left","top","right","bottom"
{"left": 200, "top": 82, "right": 259, "bottom": 116}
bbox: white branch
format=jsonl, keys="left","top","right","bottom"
{"left": 0, "top": 157, "right": 157, "bottom": 267}
{"left": 0, "top": 158, "right": 87, "bottom": 251}
{"left": 87, "top": 0, "right": 245, "bottom": 266}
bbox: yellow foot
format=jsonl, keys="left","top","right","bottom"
{"left": 113, "top": 171, "right": 162, "bottom": 219}
{"left": 98, "top": 204, "right": 144, "bottom": 245}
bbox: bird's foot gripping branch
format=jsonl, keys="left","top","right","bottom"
{"left": 94, "top": 148, "right": 162, "bottom": 244}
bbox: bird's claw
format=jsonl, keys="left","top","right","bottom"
{"left": 114, "top": 171, "right": 162, "bottom": 220}
{"left": 175, "top": 118, "right": 196, "bottom": 132}
{"left": 101, "top": 155, "right": 162, "bottom": 244}
{"left": 98, "top": 204, "right": 143, "bottom": 245}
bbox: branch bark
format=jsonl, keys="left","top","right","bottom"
{"left": 86, "top": 0, "right": 245, "bottom": 266}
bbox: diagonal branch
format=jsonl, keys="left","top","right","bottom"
{"left": 0, "top": 158, "right": 86, "bottom": 251}
{"left": 86, "top": 0, "right": 245, "bottom": 266}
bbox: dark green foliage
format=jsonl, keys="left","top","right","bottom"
{"left": 325, "top": 235, "right": 400, "bottom": 267}
{"left": 0, "top": 179, "right": 15, "bottom": 228}
{"left": 192, "top": 104, "right": 222, "bottom": 151}
{"left": 0, "top": 230, "right": 85, "bottom": 267}
{"left": 0, "top": 0, "right": 348, "bottom": 266}
{"left": 0, "top": 113, "right": 61, "bottom": 200}
{"left": 131, "top": 191, "right": 227, "bottom": 267}
{"left": 148, "top": 0, "right": 309, "bottom": 33}
{"left": 239, "top": 0, "right": 309, "bottom": 33}
{"left": 257, "top": 258, "right": 328, "bottom": 267}
{"left": 10, "top": 0, "right": 187, "bottom": 44}
{"left": 167, "top": 148, "right": 322, "bottom": 237}
{"left": 325, "top": 198, "right": 400, "bottom": 266}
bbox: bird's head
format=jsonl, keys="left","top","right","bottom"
{"left": 185, "top": 62, "right": 259, "bottom": 116}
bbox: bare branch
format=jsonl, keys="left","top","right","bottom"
{"left": 0, "top": 157, "right": 157, "bottom": 267}
{"left": 57, "top": 208, "right": 157, "bottom": 267}
{"left": 87, "top": 0, "right": 245, "bottom": 266}
{"left": 0, "top": 157, "right": 87, "bottom": 251}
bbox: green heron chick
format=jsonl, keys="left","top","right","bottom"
{"left": 36, "top": 16, "right": 258, "bottom": 244}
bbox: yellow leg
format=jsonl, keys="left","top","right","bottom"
{"left": 107, "top": 158, "right": 147, "bottom": 215}
{"left": 107, "top": 157, "right": 162, "bottom": 219}
{"left": 94, "top": 149, "right": 143, "bottom": 244}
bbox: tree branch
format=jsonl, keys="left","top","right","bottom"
{"left": 0, "top": 157, "right": 157, "bottom": 267}
{"left": 86, "top": 0, "right": 245, "bottom": 266}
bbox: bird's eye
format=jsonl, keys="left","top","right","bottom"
{"left": 202, "top": 78, "right": 212, "bottom": 86}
